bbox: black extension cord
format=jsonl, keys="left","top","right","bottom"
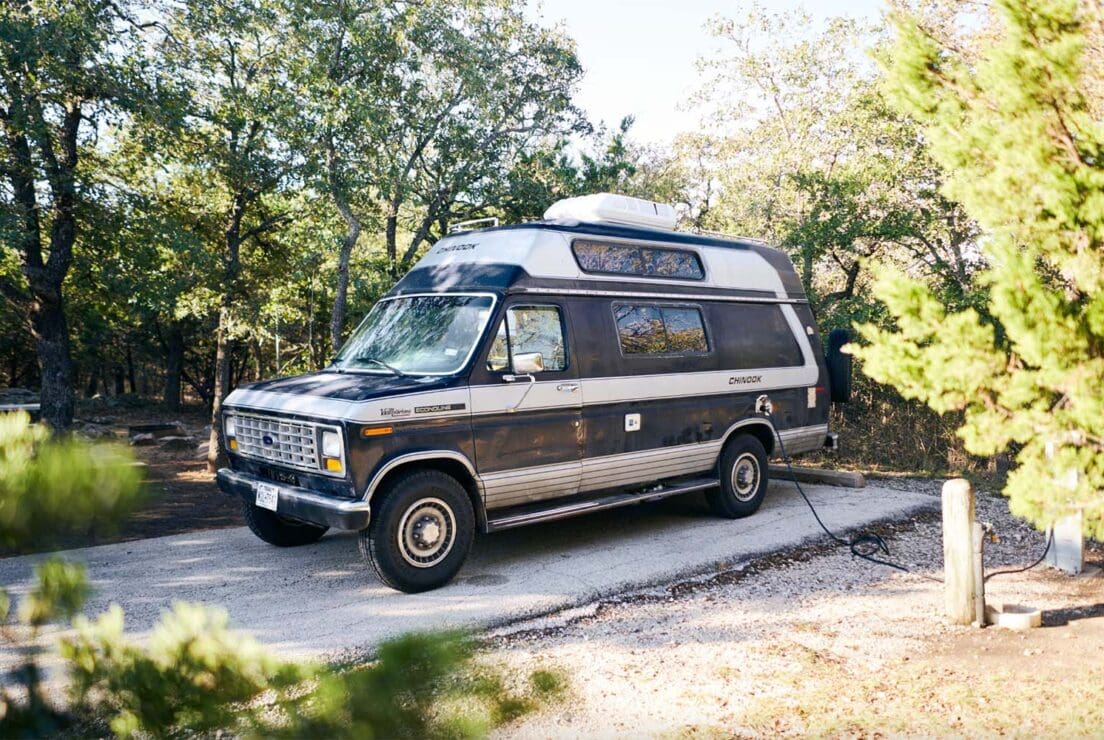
{"left": 764, "top": 411, "right": 1052, "bottom": 584}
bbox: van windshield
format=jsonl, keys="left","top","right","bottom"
{"left": 332, "top": 294, "right": 495, "bottom": 376}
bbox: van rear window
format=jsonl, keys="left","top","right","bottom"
{"left": 615, "top": 304, "right": 709, "bottom": 355}
{"left": 573, "top": 240, "right": 704, "bottom": 280}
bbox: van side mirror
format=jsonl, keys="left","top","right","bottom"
{"left": 511, "top": 352, "right": 544, "bottom": 375}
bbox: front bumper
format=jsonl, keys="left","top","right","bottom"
{"left": 217, "top": 468, "right": 371, "bottom": 530}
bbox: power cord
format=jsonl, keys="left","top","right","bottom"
{"left": 984, "top": 529, "right": 1053, "bottom": 582}
{"left": 766, "top": 410, "right": 1056, "bottom": 584}
{"left": 765, "top": 409, "right": 944, "bottom": 583}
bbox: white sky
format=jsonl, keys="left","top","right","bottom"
{"left": 527, "top": 0, "right": 886, "bottom": 144}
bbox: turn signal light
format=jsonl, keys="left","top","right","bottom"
{"left": 361, "top": 426, "right": 393, "bottom": 437}
{"left": 324, "top": 457, "right": 344, "bottom": 473}
{"left": 228, "top": 439, "right": 238, "bottom": 450}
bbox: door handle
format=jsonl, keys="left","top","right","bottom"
{"left": 556, "top": 383, "right": 579, "bottom": 393}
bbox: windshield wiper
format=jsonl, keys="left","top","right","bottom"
{"left": 353, "top": 356, "right": 409, "bottom": 377}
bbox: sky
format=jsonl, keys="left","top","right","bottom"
{"left": 526, "top": 0, "right": 886, "bottom": 144}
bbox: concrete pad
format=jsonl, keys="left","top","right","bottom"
{"left": 768, "top": 464, "right": 866, "bottom": 488}
{"left": 0, "top": 480, "right": 936, "bottom": 664}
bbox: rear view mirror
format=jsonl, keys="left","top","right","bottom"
{"left": 511, "top": 352, "right": 544, "bottom": 375}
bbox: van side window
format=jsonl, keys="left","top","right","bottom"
{"left": 486, "top": 305, "right": 567, "bottom": 372}
{"left": 573, "top": 240, "right": 704, "bottom": 280}
{"left": 726, "top": 304, "right": 804, "bottom": 368}
{"left": 614, "top": 304, "right": 709, "bottom": 355}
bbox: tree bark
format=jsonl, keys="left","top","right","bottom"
{"left": 31, "top": 295, "right": 74, "bottom": 428}
{"left": 207, "top": 198, "right": 244, "bottom": 473}
{"left": 327, "top": 139, "right": 361, "bottom": 355}
{"left": 163, "top": 322, "right": 184, "bottom": 411}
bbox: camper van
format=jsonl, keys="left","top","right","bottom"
{"left": 217, "top": 194, "right": 851, "bottom": 592}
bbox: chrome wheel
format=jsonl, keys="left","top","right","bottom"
{"left": 730, "top": 452, "right": 760, "bottom": 502}
{"left": 397, "top": 497, "right": 456, "bottom": 568}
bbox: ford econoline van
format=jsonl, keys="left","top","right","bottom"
{"left": 217, "top": 194, "right": 850, "bottom": 592}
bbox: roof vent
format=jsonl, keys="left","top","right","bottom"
{"left": 544, "top": 193, "right": 677, "bottom": 230}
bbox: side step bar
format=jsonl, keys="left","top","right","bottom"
{"left": 485, "top": 477, "right": 720, "bottom": 532}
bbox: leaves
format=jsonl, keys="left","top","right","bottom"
{"left": 858, "top": 0, "right": 1104, "bottom": 537}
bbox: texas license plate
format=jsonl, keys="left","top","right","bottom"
{"left": 255, "top": 482, "right": 279, "bottom": 512}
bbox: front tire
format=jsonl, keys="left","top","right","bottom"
{"left": 707, "top": 434, "right": 769, "bottom": 518}
{"left": 359, "top": 470, "right": 475, "bottom": 593}
{"left": 242, "top": 502, "right": 329, "bottom": 547}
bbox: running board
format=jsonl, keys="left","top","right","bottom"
{"left": 485, "top": 477, "right": 720, "bottom": 532}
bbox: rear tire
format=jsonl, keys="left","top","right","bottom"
{"left": 242, "top": 502, "right": 329, "bottom": 547}
{"left": 359, "top": 470, "right": 475, "bottom": 593}
{"left": 707, "top": 434, "right": 769, "bottom": 518}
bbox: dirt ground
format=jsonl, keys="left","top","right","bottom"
{"left": 483, "top": 484, "right": 1104, "bottom": 737}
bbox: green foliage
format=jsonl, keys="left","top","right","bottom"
{"left": 63, "top": 615, "right": 563, "bottom": 739}
{"left": 62, "top": 602, "right": 306, "bottom": 738}
{"left": 270, "top": 631, "right": 565, "bottom": 739}
{"left": 0, "top": 413, "right": 143, "bottom": 737}
{"left": 0, "top": 412, "right": 144, "bottom": 551}
{"left": 856, "top": 0, "right": 1104, "bottom": 536}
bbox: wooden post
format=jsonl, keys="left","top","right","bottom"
{"left": 942, "top": 478, "right": 976, "bottom": 625}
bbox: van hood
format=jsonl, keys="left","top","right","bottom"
{"left": 231, "top": 370, "right": 457, "bottom": 403}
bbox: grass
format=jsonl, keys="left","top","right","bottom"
{"left": 732, "top": 648, "right": 1104, "bottom": 737}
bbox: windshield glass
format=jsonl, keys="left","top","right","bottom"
{"left": 332, "top": 294, "right": 496, "bottom": 375}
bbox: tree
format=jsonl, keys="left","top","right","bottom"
{"left": 855, "top": 0, "right": 1104, "bottom": 536}
{"left": 288, "top": 0, "right": 585, "bottom": 355}
{"left": 0, "top": 0, "right": 151, "bottom": 429}
{"left": 152, "top": 0, "right": 301, "bottom": 469}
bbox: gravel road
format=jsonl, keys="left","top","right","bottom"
{"left": 0, "top": 479, "right": 935, "bottom": 667}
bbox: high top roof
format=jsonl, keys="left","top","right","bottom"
{"left": 392, "top": 219, "right": 806, "bottom": 301}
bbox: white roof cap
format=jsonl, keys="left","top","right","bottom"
{"left": 543, "top": 193, "right": 677, "bottom": 231}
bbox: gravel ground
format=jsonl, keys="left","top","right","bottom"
{"left": 482, "top": 482, "right": 1104, "bottom": 737}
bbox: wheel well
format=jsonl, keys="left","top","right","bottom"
{"left": 369, "top": 457, "right": 485, "bottom": 528}
{"left": 723, "top": 422, "right": 776, "bottom": 458}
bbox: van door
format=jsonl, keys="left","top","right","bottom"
{"left": 469, "top": 301, "right": 582, "bottom": 510}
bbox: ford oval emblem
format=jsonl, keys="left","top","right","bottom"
{"left": 262, "top": 434, "right": 274, "bottom": 446}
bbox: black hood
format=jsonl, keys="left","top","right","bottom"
{"left": 239, "top": 370, "right": 460, "bottom": 402}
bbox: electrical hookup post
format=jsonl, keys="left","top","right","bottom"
{"left": 941, "top": 479, "right": 984, "bottom": 627}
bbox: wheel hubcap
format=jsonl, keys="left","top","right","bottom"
{"left": 398, "top": 498, "right": 455, "bottom": 568}
{"left": 731, "top": 453, "right": 760, "bottom": 502}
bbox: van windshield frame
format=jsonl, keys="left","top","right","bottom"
{"left": 331, "top": 292, "right": 499, "bottom": 376}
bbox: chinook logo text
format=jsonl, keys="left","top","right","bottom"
{"left": 728, "top": 375, "right": 763, "bottom": 385}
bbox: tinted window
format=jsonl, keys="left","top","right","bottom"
{"left": 615, "top": 304, "right": 709, "bottom": 355}
{"left": 486, "top": 305, "right": 567, "bottom": 372}
{"left": 723, "top": 304, "right": 804, "bottom": 368}
{"left": 574, "top": 240, "right": 704, "bottom": 280}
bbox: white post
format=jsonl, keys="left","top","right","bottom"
{"left": 942, "top": 479, "right": 976, "bottom": 625}
{"left": 1046, "top": 510, "right": 1084, "bottom": 575}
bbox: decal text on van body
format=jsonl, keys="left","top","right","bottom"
{"left": 414, "top": 403, "right": 467, "bottom": 414}
{"left": 379, "top": 407, "right": 412, "bottom": 418}
{"left": 728, "top": 375, "right": 763, "bottom": 385}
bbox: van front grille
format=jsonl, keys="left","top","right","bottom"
{"left": 234, "top": 414, "right": 320, "bottom": 473}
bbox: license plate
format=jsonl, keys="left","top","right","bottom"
{"left": 255, "top": 482, "right": 279, "bottom": 512}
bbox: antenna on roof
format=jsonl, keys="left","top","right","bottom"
{"left": 448, "top": 217, "right": 499, "bottom": 235}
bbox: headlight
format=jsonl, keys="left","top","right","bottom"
{"left": 321, "top": 430, "right": 342, "bottom": 459}
{"left": 224, "top": 415, "right": 236, "bottom": 438}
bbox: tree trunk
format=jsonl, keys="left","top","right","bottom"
{"left": 327, "top": 139, "right": 362, "bottom": 355}
{"left": 164, "top": 322, "right": 184, "bottom": 411}
{"left": 385, "top": 211, "right": 399, "bottom": 276}
{"left": 30, "top": 295, "right": 74, "bottom": 430}
{"left": 125, "top": 342, "right": 136, "bottom": 394}
{"left": 207, "top": 304, "right": 232, "bottom": 472}
{"left": 207, "top": 202, "right": 244, "bottom": 473}
{"left": 330, "top": 217, "right": 360, "bottom": 355}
